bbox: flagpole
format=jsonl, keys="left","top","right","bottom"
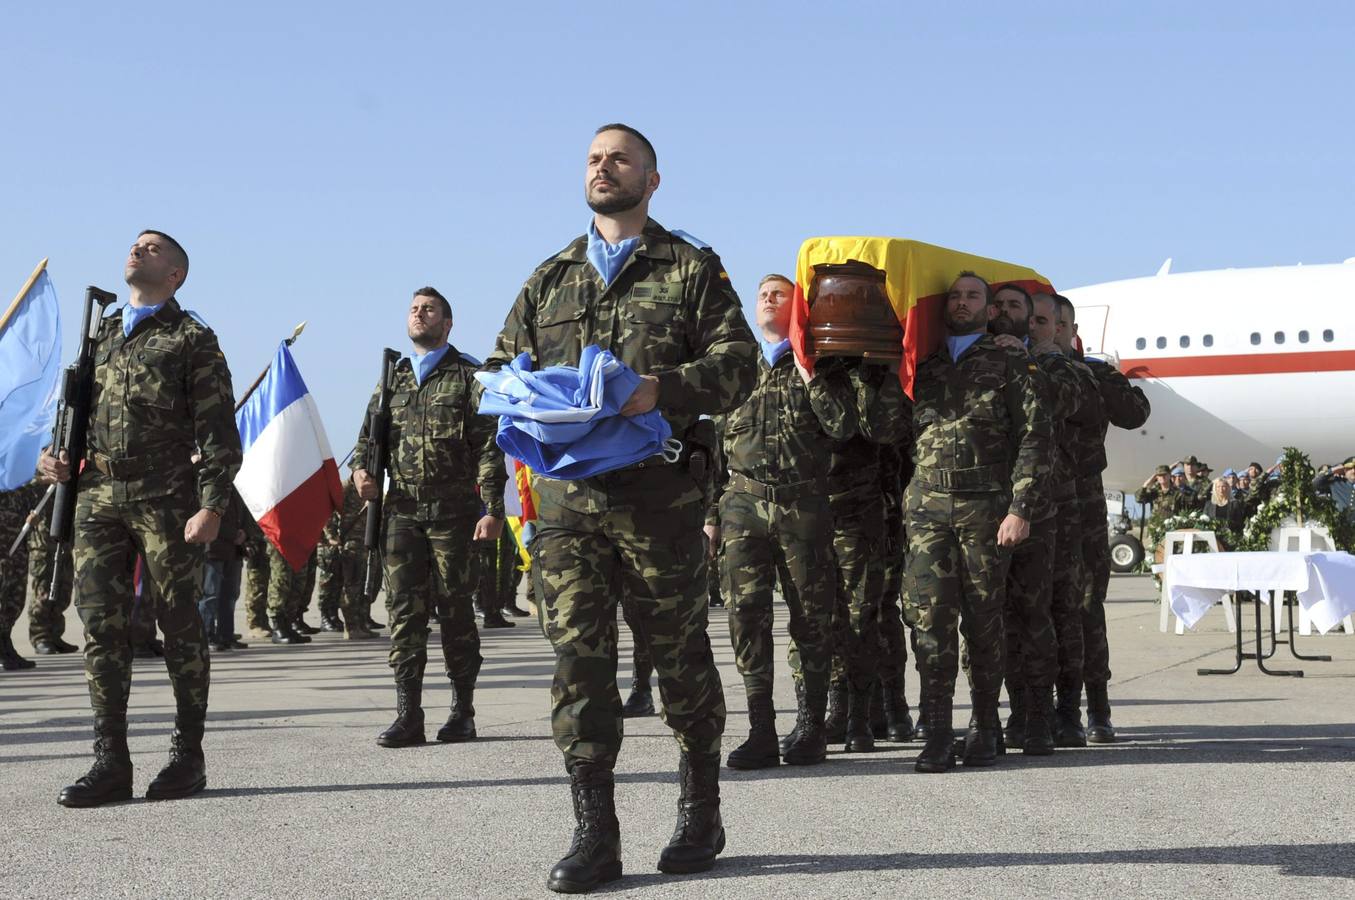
{"left": 0, "top": 258, "right": 50, "bottom": 339}
{"left": 234, "top": 321, "right": 307, "bottom": 412}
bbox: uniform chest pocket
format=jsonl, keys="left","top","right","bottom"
{"left": 624, "top": 300, "right": 680, "bottom": 327}
{"left": 964, "top": 373, "right": 1007, "bottom": 422}
{"left": 538, "top": 300, "right": 587, "bottom": 329}
{"left": 128, "top": 348, "right": 182, "bottom": 411}
{"left": 425, "top": 386, "right": 465, "bottom": 439}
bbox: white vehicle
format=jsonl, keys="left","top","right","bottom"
{"left": 1066, "top": 258, "right": 1355, "bottom": 571}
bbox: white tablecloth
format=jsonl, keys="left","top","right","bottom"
{"left": 1165, "top": 551, "right": 1355, "bottom": 633}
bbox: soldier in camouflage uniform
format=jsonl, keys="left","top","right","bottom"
{"left": 39, "top": 231, "right": 240, "bottom": 807}
{"left": 485, "top": 125, "right": 755, "bottom": 892}
{"left": 875, "top": 443, "right": 915, "bottom": 741}
{"left": 352, "top": 286, "right": 505, "bottom": 750}
{"left": 905, "top": 273, "right": 1050, "bottom": 773}
{"left": 318, "top": 478, "right": 376, "bottom": 639}
{"left": 1065, "top": 296, "right": 1150, "bottom": 744}
{"left": 263, "top": 543, "right": 316, "bottom": 644}
{"left": 715, "top": 274, "right": 858, "bottom": 770}
{"left": 25, "top": 483, "right": 78, "bottom": 654}
{"left": 1135, "top": 467, "right": 1186, "bottom": 532}
{"left": 1, "top": 483, "right": 41, "bottom": 670}
{"left": 239, "top": 513, "right": 272, "bottom": 638}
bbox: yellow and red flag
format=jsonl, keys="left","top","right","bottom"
{"left": 790, "top": 237, "right": 1054, "bottom": 399}
{"left": 505, "top": 458, "right": 539, "bottom": 570}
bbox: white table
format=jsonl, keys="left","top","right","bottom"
{"left": 1163, "top": 551, "right": 1355, "bottom": 676}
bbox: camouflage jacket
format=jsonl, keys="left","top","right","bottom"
{"left": 910, "top": 334, "right": 1051, "bottom": 520}
{"left": 82, "top": 298, "right": 241, "bottom": 511}
{"left": 1040, "top": 351, "right": 1106, "bottom": 509}
{"left": 322, "top": 479, "right": 366, "bottom": 550}
{"left": 351, "top": 346, "right": 504, "bottom": 519}
{"left": 1083, "top": 356, "right": 1151, "bottom": 435}
{"left": 484, "top": 218, "right": 757, "bottom": 515}
{"left": 715, "top": 352, "right": 856, "bottom": 497}
{"left": 1134, "top": 483, "right": 1191, "bottom": 522}
{"left": 827, "top": 364, "right": 911, "bottom": 515}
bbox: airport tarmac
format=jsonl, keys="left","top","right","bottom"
{"left": 2, "top": 575, "right": 1352, "bottom": 899}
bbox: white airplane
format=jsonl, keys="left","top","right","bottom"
{"left": 1065, "top": 258, "right": 1355, "bottom": 568}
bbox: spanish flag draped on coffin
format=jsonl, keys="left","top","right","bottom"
{"left": 789, "top": 237, "right": 1055, "bottom": 398}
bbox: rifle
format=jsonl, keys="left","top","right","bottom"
{"left": 363, "top": 348, "right": 401, "bottom": 601}
{"left": 47, "top": 287, "right": 117, "bottom": 598}
{"left": 7, "top": 484, "right": 55, "bottom": 557}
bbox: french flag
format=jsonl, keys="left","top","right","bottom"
{"left": 234, "top": 343, "right": 343, "bottom": 570}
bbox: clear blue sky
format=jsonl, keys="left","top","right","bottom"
{"left": 4, "top": 1, "right": 1351, "bottom": 457}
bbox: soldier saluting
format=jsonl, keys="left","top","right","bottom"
{"left": 39, "top": 231, "right": 241, "bottom": 807}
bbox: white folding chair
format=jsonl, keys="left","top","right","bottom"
{"left": 1158, "top": 529, "right": 1234, "bottom": 634}
{"left": 1275, "top": 524, "right": 1353, "bottom": 636}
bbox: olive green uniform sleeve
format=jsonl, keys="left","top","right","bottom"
{"left": 469, "top": 379, "right": 506, "bottom": 518}
{"left": 191, "top": 329, "right": 243, "bottom": 514}
{"left": 854, "top": 364, "right": 911, "bottom": 445}
{"left": 348, "top": 384, "right": 381, "bottom": 473}
{"left": 1005, "top": 353, "right": 1053, "bottom": 520}
{"left": 805, "top": 366, "right": 859, "bottom": 441}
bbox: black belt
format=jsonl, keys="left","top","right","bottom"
{"left": 727, "top": 471, "right": 827, "bottom": 504}
{"left": 913, "top": 463, "right": 1008, "bottom": 492}
{"left": 90, "top": 451, "right": 162, "bottom": 480}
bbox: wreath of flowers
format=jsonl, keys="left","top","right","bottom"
{"left": 1237, "top": 447, "right": 1355, "bottom": 552}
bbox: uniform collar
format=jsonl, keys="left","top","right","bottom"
{"left": 559, "top": 217, "right": 676, "bottom": 266}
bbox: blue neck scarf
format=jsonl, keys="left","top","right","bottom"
{"left": 122, "top": 302, "right": 165, "bottom": 337}
{"left": 586, "top": 222, "right": 641, "bottom": 286}
{"left": 946, "top": 332, "right": 983, "bottom": 361}
{"left": 760, "top": 337, "right": 792, "bottom": 367}
{"left": 412, "top": 345, "right": 450, "bottom": 386}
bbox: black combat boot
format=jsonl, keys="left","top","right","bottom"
{"left": 870, "top": 679, "right": 888, "bottom": 740}
{"left": 377, "top": 680, "right": 426, "bottom": 747}
{"left": 1023, "top": 685, "right": 1056, "bottom": 756}
{"left": 436, "top": 681, "right": 477, "bottom": 743}
{"left": 779, "top": 678, "right": 804, "bottom": 754}
{"left": 51, "top": 636, "right": 80, "bottom": 653}
{"left": 269, "top": 616, "right": 308, "bottom": 645}
{"left": 1055, "top": 678, "right": 1088, "bottom": 747}
{"left": 914, "top": 693, "right": 955, "bottom": 773}
{"left": 963, "top": 691, "right": 1002, "bottom": 767}
{"left": 1004, "top": 682, "right": 1027, "bottom": 751}
{"left": 912, "top": 681, "right": 931, "bottom": 743}
{"left": 843, "top": 683, "right": 875, "bottom": 753}
{"left": 292, "top": 614, "right": 320, "bottom": 635}
{"left": 658, "top": 751, "right": 726, "bottom": 874}
{"left": 57, "top": 717, "right": 133, "bottom": 808}
{"left": 482, "top": 606, "right": 515, "bottom": 628}
{"left": 547, "top": 762, "right": 622, "bottom": 893}
{"left": 882, "top": 678, "right": 915, "bottom": 742}
{"left": 726, "top": 694, "right": 779, "bottom": 770}
{"left": 319, "top": 609, "right": 345, "bottom": 633}
{"left": 1, "top": 633, "right": 36, "bottom": 670}
{"left": 822, "top": 682, "right": 848, "bottom": 743}
{"left": 622, "top": 660, "right": 655, "bottom": 718}
{"left": 782, "top": 681, "right": 828, "bottom": 766}
{"left": 146, "top": 715, "right": 207, "bottom": 800}
{"left": 1085, "top": 682, "right": 1117, "bottom": 744}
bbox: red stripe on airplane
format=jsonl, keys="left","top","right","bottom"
{"left": 1119, "top": 350, "right": 1355, "bottom": 379}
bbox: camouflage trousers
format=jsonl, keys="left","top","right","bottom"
{"left": 317, "top": 543, "right": 366, "bottom": 623}
{"left": 877, "top": 507, "right": 910, "bottom": 686}
{"left": 620, "top": 588, "right": 652, "bottom": 684}
{"left": 72, "top": 488, "right": 209, "bottom": 719}
{"left": 721, "top": 489, "right": 836, "bottom": 703}
{"left": 383, "top": 506, "right": 481, "bottom": 687}
{"left": 531, "top": 474, "right": 724, "bottom": 769}
{"left": 0, "top": 490, "right": 28, "bottom": 633}
{"left": 904, "top": 487, "right": 1010, "bottom": 703}
{"left": 1051, "top": 497, "right": 1086, "bottom": 689}
{"left": 1078, "top": 482, "right": 1112, "bottom": 686}
{"left": 1001, "top": 515, "right": 1060, "bottom": 692}
{"left": 267, "top": 545, "right": 316, "bottom": 620}
{"left": 27, "top": 531, "right": 74, "bottom": 642}
{"left": 242, "top": 546, "right": 269, "bottom": 629}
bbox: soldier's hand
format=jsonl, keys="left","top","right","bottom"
{"left": 702, "top": 524, "right": 720, "bottom": 558}
{"left": 794, "top": 356, "right": 815, "bottom": 384}
{"left": 1030, "top": 338, "right": 1060, "bottom": 357}
{"left": 353, "top": 468, "right": 379, "bottom": 500}
{"left": 473, "top": 515, "right": 504, "bottom": 541}
{"left": 620, "top": 375, "right": 660, "bottom": 416}
{"left": 185, "top": 508, "right": 222, "bottom": 545}
{"left": 992, "top": 334, "right": 1025, "bottom": 352}
{"left": 38, "top": 451, "right": 71, "bottom": 484}
{"left": 997, "top": 513, "right": 1030, "bottom": 547}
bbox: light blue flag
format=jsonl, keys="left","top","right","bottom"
{"left": 0, "top": 268, "right": 62, "bottom": 490}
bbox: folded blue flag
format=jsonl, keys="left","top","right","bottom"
{"left": 475, "top": 345, "right": 675, "bottom": 480}
{"left": 0, "top": 269, "right": 61, "bottom": 490}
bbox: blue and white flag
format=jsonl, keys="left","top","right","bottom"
{"left": 475, "top": 344, "right": 674, "bottom": 480}
{"left": 0, "top": 268, "right": 61, "bottom": 490}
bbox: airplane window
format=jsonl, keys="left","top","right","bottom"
{"left": 1299, "top": 330, "right": 1309, "bottom": 344}
{"left": 1203, "top": 334, "right": 1214, "bottom": 347}
{"left": 1324, "top": 329, "right": 1335, "bottom": 342}
{"left": 1156, "top": 336, "right": 1166, "bottom": 349}
{"left": 1180, "top": 336, "right": 1190, "bottom": 348}
{"left": 1274, "top": 331, "right": 1285, "bottom": 345}
{"left": 1250, "top": 332, "right": 1261, "bottom": 345}
{"left": 1136, "top": 337, "right": 1146, "bottom": 350}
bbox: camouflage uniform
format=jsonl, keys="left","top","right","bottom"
{"left": 240, "top": 515, "right": 270, "bottom": 632}
{"left": 265, "top": 543, "right": 315, "bottom": 624}
{"left": 318, "top": 480, "right": 368, "bottom": 628}
{"left": 484, "top": 218, "right": 755, "bottom": 770}
{"left": 26, "top": 486, "right": 75, "bottom": 645}
{"left": 71, "top": 298, "right": 240, "bottom": 723}
{"left": 716, "top": 352, "right": 856, "bottom": 713}
{"left": 876, "top": 444, "right": 912, "bottom": 694}
{"left": 2, "top": 484, "right": 40, "bottom": 662}
{"left": 904, "top": 334, "right": 1049, "bottom": 753}
{"left": 351, "top": 347, "right": 504, "bottom": 694}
